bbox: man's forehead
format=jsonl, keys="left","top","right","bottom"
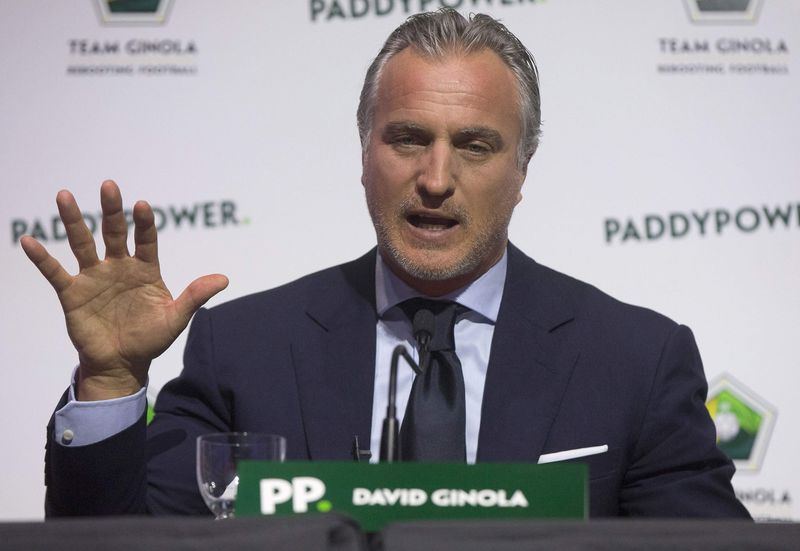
{"left": 373, "top": 48, "right": 521, "bottom": 134}
{"left": 378, "top": 47, "right": 514, "bottom": 92}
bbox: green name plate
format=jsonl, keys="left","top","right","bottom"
{"left": 236, "top": 461, "right": 586, "bottom": 531}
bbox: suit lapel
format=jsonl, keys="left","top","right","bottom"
{"left": 289, "top": 245, "right": 581, "bottom": 462}
{"left": 291, "top": 250, "right": 377, "bottom": 460}
{"left": 477, "top": 244, "right": 581, "bottom": 462}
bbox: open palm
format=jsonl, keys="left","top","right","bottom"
{"left": 21, "top": 181, "right": 228, "bottom": 400}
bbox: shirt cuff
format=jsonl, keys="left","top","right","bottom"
{"left": 54, "top": 367, "right": 148, "bottom": 447}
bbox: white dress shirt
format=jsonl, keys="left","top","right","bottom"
{"left": 370, "top": 251, "right": 506, "bottom": 464}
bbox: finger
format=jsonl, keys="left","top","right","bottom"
{"left": 132, "top": 200, "right": 158, "bottom": 264}
{"left": 20, "top": 236, "right": 73, "bottom": 293}
{"left": 100, "top": 180, "right": 130, "bottom": 258}
{"left": 174, "top": 274, "right": 229, "bottom": 326}
{"left": 55, "top": 190, "right": 100, "bottom": 270}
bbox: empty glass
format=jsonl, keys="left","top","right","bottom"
{"left": 196, "top": 432, "right": 286, "bottom": 519}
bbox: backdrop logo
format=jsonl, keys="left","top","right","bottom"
{"left": 310, "top": 0, "right": 544, "bottom": 23}
{"left": 10, "top": 200, "right": 247, "bottom": 245}
{"left": 95, "top": 0, "right": 174, "bottom": 26}
{"left": 706, "top": 373, "right": 777, "bottom": 471}
{"left": 684, "top": 0, "right": 763, "bottom": 24}
{"left": 70, "top": 1, "right": 196, "bottom": 76}
{"left": 603, "top": 201, "right": 799, "bottom": 244}
{"left": 661, "top": 1, "right": 789, "bottom": 75}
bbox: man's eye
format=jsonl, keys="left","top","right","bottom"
{"left": 464, "top": 142, "right": 491, "bottom": 155}
{"left": 394, "top": 135, "right": 420, "bottom": 146}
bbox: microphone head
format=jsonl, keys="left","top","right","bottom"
{"left": 412, "top": 308, "right": 435, "bottom": 341}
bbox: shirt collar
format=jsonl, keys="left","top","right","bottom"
{"left": 375, "top": 248, "right": 508, "bottom": 323}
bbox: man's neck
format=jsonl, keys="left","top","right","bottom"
{"left": 378, "top": 246, "right": 507, "bottom": 298}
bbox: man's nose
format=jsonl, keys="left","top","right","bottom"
{"left": 416, "top": 142, "right": 455, "bottom": 198}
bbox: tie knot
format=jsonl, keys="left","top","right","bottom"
{"left": 399, "top": 298, "right": 463, "bottom": 352}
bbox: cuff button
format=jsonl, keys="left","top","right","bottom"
{"left": 61, "top": 429, "right": 75, "bottom": 445}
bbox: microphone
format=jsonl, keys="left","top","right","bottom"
{"left": 411, "top": 307, "right": 435, "bottom": 373}
{"left": 380, "top": 345, "right": 420, "bottom": 463}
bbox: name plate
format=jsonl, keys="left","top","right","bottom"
{"left": 236, "top": 461, "right": 586, "bottom": 531}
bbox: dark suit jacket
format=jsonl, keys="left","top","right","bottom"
{"left": 45, "top": 244, "right": 749, "bottom": 518}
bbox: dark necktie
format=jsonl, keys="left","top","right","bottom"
{"left": 399, "top": 299, "right": 467, "bottom": 462}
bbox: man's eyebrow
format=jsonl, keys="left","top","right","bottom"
{"left": 381, "top": 121, "right": 430, "bottom": 136}
{"left": 455, "top": 127, "right": 505, "bottom": 149}
{"left": 382, "top": 122, "right": 505, "bottom": 146}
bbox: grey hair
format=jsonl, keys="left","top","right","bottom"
{"left": 356, "top": 8, "right": 541, "bottom": 168}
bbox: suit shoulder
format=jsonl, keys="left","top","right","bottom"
{"left": 508, "top": 245, "right": 680, "bottom": 338}
{"left": 200, "top": 249, "right": 375, "bottom": 323}
{"left": 546, "top": 263, "right": 676, "bottom": 329}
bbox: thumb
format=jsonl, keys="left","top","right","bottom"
{"left": 174, "top": 274, "right": 229, "bottom": 325}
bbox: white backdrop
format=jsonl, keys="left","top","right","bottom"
{"left": 1, "top": 0, "right": 797, "bottom": 520}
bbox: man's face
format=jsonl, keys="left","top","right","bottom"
{"left": 362, "top": 48, "right": 527, "bottom": 296}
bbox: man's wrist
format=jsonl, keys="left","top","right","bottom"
{"left": 76, "top": 368, "right": 147, "bottom": 401}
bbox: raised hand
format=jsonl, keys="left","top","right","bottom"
{"left": 20, "top": 180, "right": 229, "bottom": 401}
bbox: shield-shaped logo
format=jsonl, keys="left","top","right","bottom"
{"left": 95, "top": 0, "right": 174, "bottom": 25}
{"left": 684, "top": 0, "right": 763, "bottom": 23}
{"left": 706, "top": 373, "right": 777, "bottom": 471}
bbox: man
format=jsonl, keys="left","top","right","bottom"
{"left": 22, "top": 9, "right": 749, "bottom": 517}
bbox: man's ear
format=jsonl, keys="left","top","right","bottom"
{"left": 360, "top": 147, "right": 368, "bottom": 188}
{"left": 516, "top": 156, "right": 532, "bottom": 205}
{"left": 360, "top": 167, "right": 366, "bottom": 189}
{"left": 515, "top": 150, "right": 534, "bottom": 205}
{"left": 520, "top": 152, "right": 533, "bottom": 178}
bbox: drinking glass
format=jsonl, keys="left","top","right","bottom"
{"left": 196, "top": 432, "right": 286, "bottom": 519}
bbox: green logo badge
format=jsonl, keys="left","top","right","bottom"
{"left": 706, "top": 373, "right": 777, "bottom": 471}
{"left": 684, "top": 0, "right": 763, "bottom": 23}
{"left": 95, "top": 0, "right": 173, "bottom": 25}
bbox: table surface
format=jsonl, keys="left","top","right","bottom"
{"left": 1, "top": 516, "right": 798, "bottom": 551}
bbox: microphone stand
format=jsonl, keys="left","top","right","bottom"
{"left": 379, "top": 345, "right": 422, "bottom": 463}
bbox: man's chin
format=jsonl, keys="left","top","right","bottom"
{"left": 385, "top": 248, "right": 472, "bottom": 282}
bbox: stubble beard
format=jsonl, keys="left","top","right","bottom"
{"left": 367, "top": 194, "right": 513, "bottom": 284}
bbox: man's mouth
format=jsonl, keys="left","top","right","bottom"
{"left": 407, "top": 214, "right": 458, "bottom": 231}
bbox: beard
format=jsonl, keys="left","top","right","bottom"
{"left": 366, "top": 193, "right": 513, "bottom": 283}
